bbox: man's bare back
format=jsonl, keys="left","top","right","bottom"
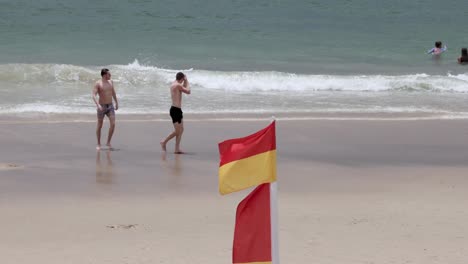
{"left": 170, "top": 77, "right": 189, "bottom": 108}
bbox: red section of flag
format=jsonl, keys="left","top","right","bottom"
{"left": 233, "top": 183, "right": 272, "bottom": 264}
{"left": 219, "top": 121, "right": 276, "bottom": 167}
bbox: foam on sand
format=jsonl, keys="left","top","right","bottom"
{"left": 0, "top": 163, "right": 23, "bottom": 170}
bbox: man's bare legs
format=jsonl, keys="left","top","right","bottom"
{"left": 96, "top": 119, "right": 104, "bottom": 150}
{"left": 160, "top": 121, "right": 184, "bottom": 153}
{"left": 160, "top": 131, "right": 176, "bottom": 151}
{"left": 96, "top": 115, "right": 115, "bottom": 150}
{"left": 174, "top": 121, "right": 184, "bottom": 153}
{"left": 106, "top": 115, "right": 116, "bottom": 149}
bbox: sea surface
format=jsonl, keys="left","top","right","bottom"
{"left": 2, "top": 0, "right": 468, "bottom": 118}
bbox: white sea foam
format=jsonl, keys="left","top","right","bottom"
{"left": 1, "top": 61, "right": 468, "bottom": 92}
{"left": 2, "top": 61, "right": 468, "bottom": 117}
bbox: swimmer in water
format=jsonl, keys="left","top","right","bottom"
{"left": 427, "top": 41, "right": 447, "bottom": 55}
{"left": 457, "top": 48, "right": 468, "bottom": 64}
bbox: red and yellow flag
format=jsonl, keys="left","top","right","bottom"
{"left": 218, "top": 121, "right": 277, "bottom": 195}
{"left": 233, "top": 183, "right": 272, "bottom": 264}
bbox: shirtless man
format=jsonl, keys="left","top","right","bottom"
{"left": 92, "top": 68, "right": 119, "bottom": 150}
{"left": 160, "top": 72, "right": 191, "bottom": 153}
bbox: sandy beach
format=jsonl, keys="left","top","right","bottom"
{"left": 1, "top": 116, "right": 468, "bottom": 263}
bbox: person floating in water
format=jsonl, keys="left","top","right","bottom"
{"left": 457, "top": 48, "right": 468, "bottom": 64}
{"left": 427, "top": 41, "right": 447, "bottom": 55}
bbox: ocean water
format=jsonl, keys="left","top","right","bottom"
{"left": 1, "top": 0, "right": 468, "bottom": 118}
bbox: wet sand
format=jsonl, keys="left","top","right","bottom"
{"left": 1, "top": 116, "right": 468, "bottom": 263}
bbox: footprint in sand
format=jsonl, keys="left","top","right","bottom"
{"left": 106, "top": 224, "right": 138, "bottom": 230}
{"left": 0, "top": 163, "right": 23, "bottom": 170}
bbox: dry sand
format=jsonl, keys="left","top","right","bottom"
{"left": 1, "top": 116, "right": 468, "bottom": 263}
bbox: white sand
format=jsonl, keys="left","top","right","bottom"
{"left": 1, "top": 118, "right": 468, "bottom": 263}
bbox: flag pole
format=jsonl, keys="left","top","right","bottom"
{"left": 270, "top": 116, "right": 279, "bottom": 264}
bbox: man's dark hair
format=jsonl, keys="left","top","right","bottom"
{"left": 435, "top": 41, "right": 442, "bottom": 48}
{"left": 101, "top": 68, "right": 110, "bottom": 77}
{"left": 176, "top": 72, "right": 185, "bottom": 81}
{"left": 462, "top": 48, "right": 468, "bottom": 57}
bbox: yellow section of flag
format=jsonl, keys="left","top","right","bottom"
{"left": 219, "top": 150, "right": 276, "bottom": 195}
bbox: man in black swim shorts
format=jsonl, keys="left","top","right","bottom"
{"left": 161, "top": 72, "right": 191, "bottom": 154}
{"left": 170, "top": 105, "right": 183, "bottom": 124}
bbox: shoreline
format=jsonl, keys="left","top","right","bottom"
{"left": 2, "top": 118, "right": 468, "bottom": 197}
{"left": 1, "top": 111, "right": 468, "bottom": 124}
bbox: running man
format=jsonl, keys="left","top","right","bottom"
{"left": 92, "top": 68, "right": 119, "bottom": 150}
{"left": 160, "top": 72, "right": 191, "bottom": 153}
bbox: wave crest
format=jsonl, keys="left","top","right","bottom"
{"left": 1, "top": 61, "right": 468, "bottom": 93}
